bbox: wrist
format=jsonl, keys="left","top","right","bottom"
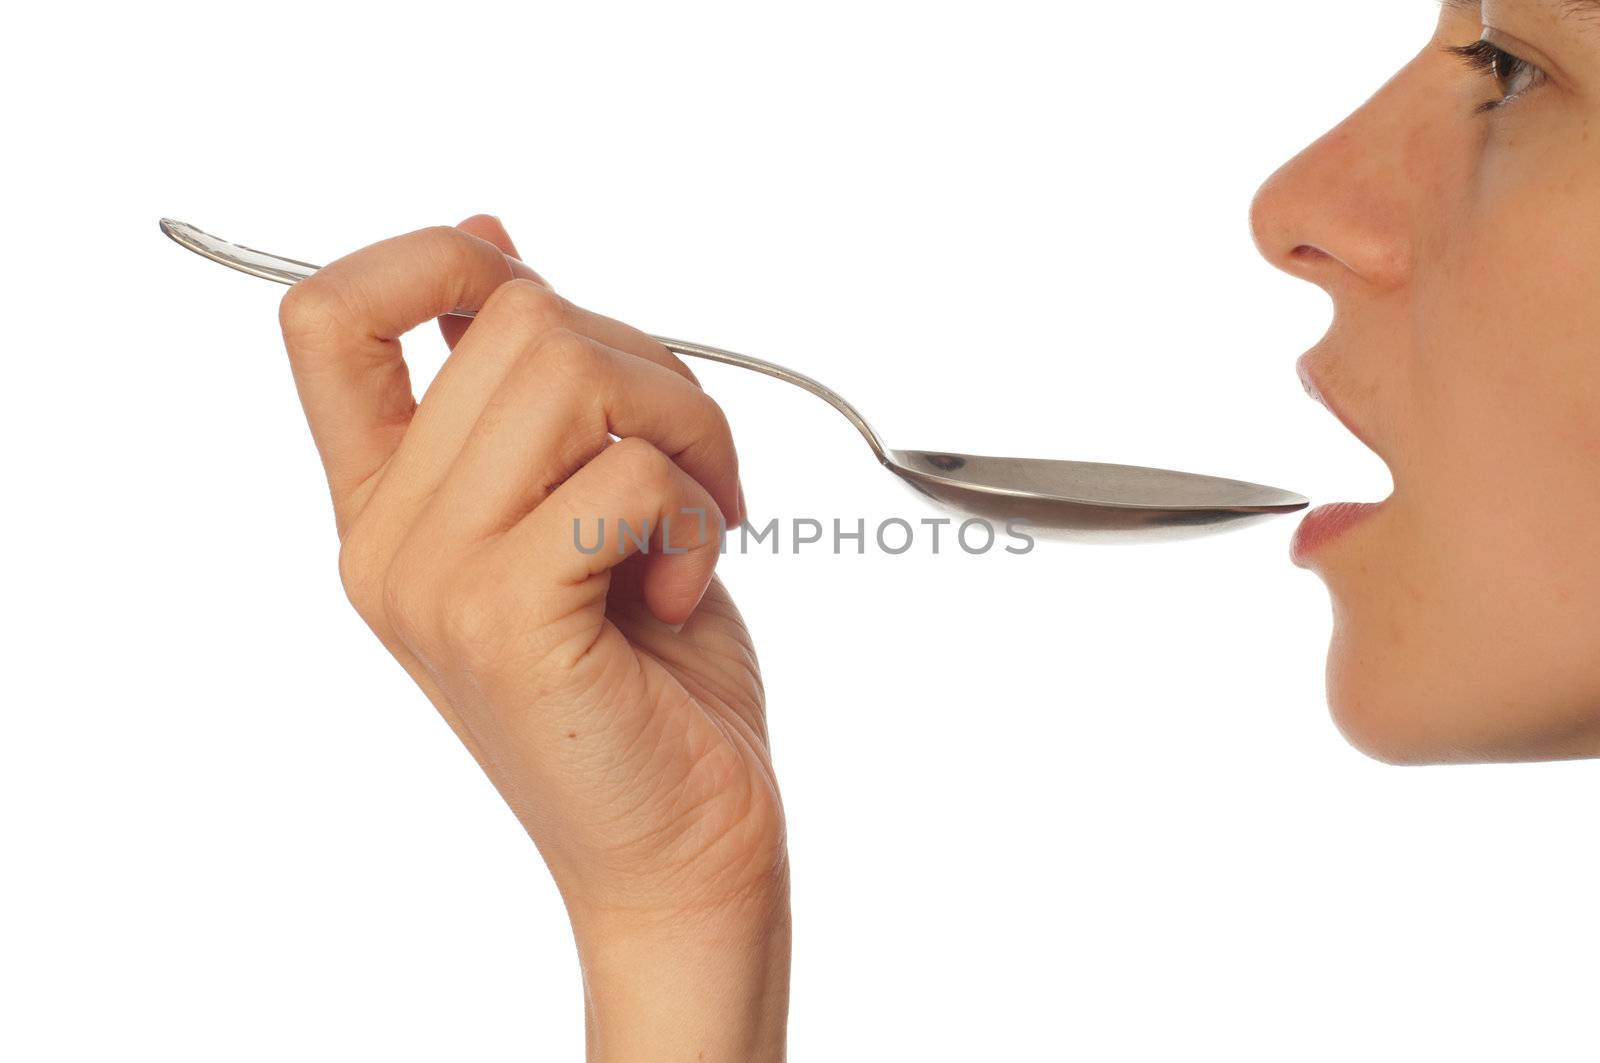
{"left": 570, "top": 876, "right": 791, "bottom": 1063}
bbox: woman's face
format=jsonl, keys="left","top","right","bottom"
{"left": 1250, "top": 0, "right": 1600, "bottom": 763}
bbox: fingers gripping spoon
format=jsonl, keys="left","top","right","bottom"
{"left": 160, "top": 218, "right": 1308, "bottom": 542}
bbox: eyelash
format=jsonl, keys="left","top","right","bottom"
{"left": 1445, "top": 38, "right": 1548, "bottom": 114}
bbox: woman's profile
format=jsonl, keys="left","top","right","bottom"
{"left": 261, "top": 1, "right": 1600, "bottom": 1056}
{"left": 1251, "top": 0, "right": 1600, "bottom": 764}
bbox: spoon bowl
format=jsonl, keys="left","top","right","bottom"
{"left": 889, "top": 449, "right": 1306, "bottom": 542}
{"left": 159, "top": 218, "right": 1309, "bottom": 541}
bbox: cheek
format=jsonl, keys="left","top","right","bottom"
{"left": 1355, "top": 129, "right": 1600, "bottom": 757}
{"left": 1417, "top": 139, "right": 1600, "bottom": 575}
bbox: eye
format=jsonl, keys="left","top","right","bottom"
{"left": 1445, "top": 38, "right": 1548, "bottom": 113}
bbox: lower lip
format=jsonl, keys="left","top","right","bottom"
{"left": 1290, "top": 501, "right": 1385, "bottom": 566}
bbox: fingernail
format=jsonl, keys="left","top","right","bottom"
{"left": 736, "top": 481, "right": 748, "bottom": 526}
{"left": 507, "top": 256, "right": 551, "bottom": 288}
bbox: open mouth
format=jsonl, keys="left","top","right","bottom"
{"left": 1291, "top": 353, "right": 1392, "bottom": 566}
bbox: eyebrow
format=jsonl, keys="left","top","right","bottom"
{"left": 1441, "top": 0, "right": 1600, "bottom": 22}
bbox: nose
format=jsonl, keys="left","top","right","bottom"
{"left": 1248, "top": 77, "right": 1420, "bottom": 293}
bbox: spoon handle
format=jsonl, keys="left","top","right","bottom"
{"left": 159, "top": 219, "right": 889, "bottom": 462}
{"left": 649, "top": 336, "right": 887, "bottom": 462}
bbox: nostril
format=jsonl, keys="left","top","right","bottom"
{"left": 1248, "top": 186, "right": 1328, "bottom": 279}
{"left": 1281, "top": 243, "right": 1348, "bottom": 283}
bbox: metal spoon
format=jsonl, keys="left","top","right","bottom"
{"left": 160, "top": 218, "right": 1308, "bottom": 542}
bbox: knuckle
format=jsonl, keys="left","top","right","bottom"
{"left": 478, "top": 330, "right": 599, "bottom": 432}
{"left": 607, "top": 436, "right": 674, "bottom": 496}
{"left": 277, "top": 277, "right": 347, "bottom": 352}
{"left": 479, "top": 276, "right": 566, "bottom": 334}
{"left": 416, "top": 224, "right": 489, "bottom": 280}
{"left": 378, "top": 547, "right": 511, "bottom": 670}
{"left": 434, "top": 562, "right": 513, "bottom": 667}
{"left": 416, "top": 223, "right": 468, "bottom": 247}
{"left": 336, "top": 524, "right": 387, "bottom": 621}
{"left": 530, "top": 327, "right": 599, "bottom": 385}
{"left": 379, "top": 549, "right": 437, "bottom": 650}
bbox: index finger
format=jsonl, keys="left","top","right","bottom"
{"left": 276, "top": 224, "right": 521, "bottom": 528}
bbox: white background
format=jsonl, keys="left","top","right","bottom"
{"left": 5, "top": 1, "right": 1597, "bottom": 1059}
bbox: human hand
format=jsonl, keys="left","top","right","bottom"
{"left": 277, "top": 215, "right": 788, "bottom": 1061}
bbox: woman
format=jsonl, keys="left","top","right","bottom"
{"left": 1252, "top": 0, "right": 1600, "bottom": 764}
{"left": 272, "top": 0, "right": 1600, "bottom": 1056}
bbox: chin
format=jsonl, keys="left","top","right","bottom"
{"left": 1323, "top": 637, "right": 1454, "bottom": 766}
{"left": 1323, "top": 611, "right": 1600, "bottom": 765}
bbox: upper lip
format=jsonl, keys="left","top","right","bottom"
{"left": 1295, "top": 352, "right": 1386, "bottom": 462}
